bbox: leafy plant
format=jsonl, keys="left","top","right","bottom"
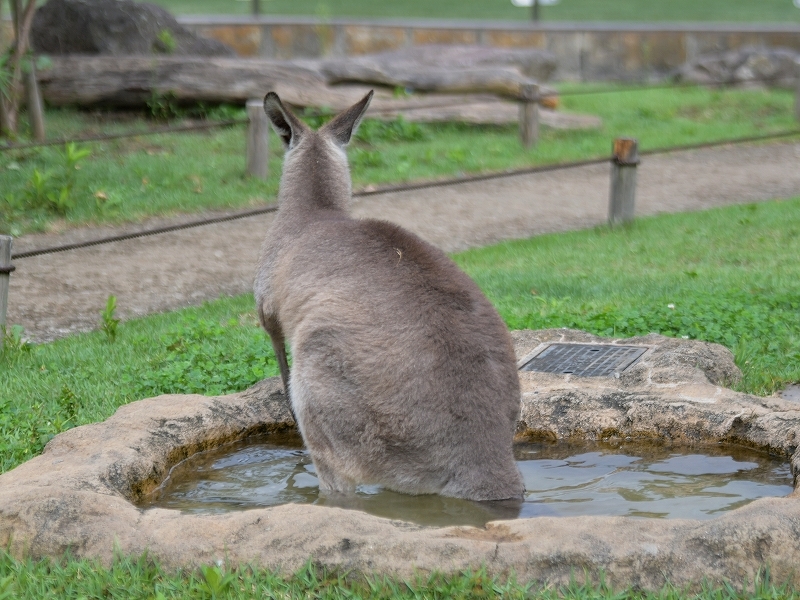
{"left": 17, "top": 143, "right": 91, "bottom": 215}
{"left": 147, "top": 90, "right": 182, "bottom": 120}
{"left": 100, "top": 295, "right": 120, "bottom": 342}
{"left": 63, "top": 141, "right": 91, "bottom": 170}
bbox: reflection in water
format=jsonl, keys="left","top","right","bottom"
{"left": 140, "top": 433, "right": 793, "bottom": 527}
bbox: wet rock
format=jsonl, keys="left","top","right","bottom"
{"left": 0, "top": 330, "right": 798, "bottom": 589}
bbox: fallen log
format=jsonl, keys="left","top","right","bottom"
{"left": 36, "top": 54, "right": 601, "bottom": 132}
{"left": 37, "top": 56, "right": 336, "bottom": 108}
{"left": 317, "top": 44, "right": 557, "bottom": 98}
{"left": 37, "top": 51, "right": 553, "bottom": 110}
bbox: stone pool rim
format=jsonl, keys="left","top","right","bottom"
{"left": 1, "top": 328, "right": 799, "bottom": 590}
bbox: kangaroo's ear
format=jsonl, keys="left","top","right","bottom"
{"left": 263, "top": 92, "right": 306, "bottom": 149}
{"left": 322, "top": 90, "right": 373, "bottom": 147}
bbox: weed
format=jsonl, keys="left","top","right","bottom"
{"left": 147, "top": 90, "right": 182, "bottom": 120}
{"left": 2, "top": 142, "right": 91, "bottom": 218}
{"left": 57, "top": 384, "right": 79, "bottom": 425}
{"left": 1, "top": 324, "right": 30, "bottom": 361}
{"left": 63, "top": 141, "right": 91, "bottom": 170}
{"left": 154, "top": 28, "right": 177, "bottom": 54}
{"left": 100, "top": 295, "right": 120, "bottom": 342}
{"left": 197, "top": 564, "right": 235, "bottom": 597}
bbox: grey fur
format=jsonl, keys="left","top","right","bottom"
{"left": 254, "top": 91, "right": 524, "bottom": 501}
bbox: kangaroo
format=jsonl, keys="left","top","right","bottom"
{"left": 254, "top": 91, "right": 524, "bottom": 502}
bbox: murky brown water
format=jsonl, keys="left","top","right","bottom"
{"left": 140, "top": 432, "right": 794, "bottom": 527}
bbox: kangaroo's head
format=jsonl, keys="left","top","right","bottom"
{"left": 263, "top": 90, "right": 373, "bottom": 213}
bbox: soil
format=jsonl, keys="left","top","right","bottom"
{"left": 6, "top": 141, "right": 800, "bottom": 344}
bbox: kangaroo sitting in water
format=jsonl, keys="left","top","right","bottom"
{"left": 254, "top": 91, "right": 524, "bottom": 502}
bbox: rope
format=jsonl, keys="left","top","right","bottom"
{"left": 12, "top": 206, "right": 277, "bottom": 259}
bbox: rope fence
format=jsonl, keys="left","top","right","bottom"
{"left": 8, "top": 126, "right": 800, "bottom": 261}
{"left": 2, "top": 75, "right": 800, "bottom": 331}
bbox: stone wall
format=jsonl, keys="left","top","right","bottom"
{"left": 181, "top": 17, "right": 800, "bottom": 81}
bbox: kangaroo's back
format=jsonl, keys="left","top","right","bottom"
{"left": 254, "top": 91, "right": 524, "bottom": 502}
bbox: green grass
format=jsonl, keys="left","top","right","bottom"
{"left": 137, "top": 0, "right": 800, "bottom": 23}
{"left": 2, "top": 85, "right": 797, "bottom": 236}
{"left": 2, "top": 198, "right": 799, "bottom": 476}
{"left": 455, "top": 200, "right": 800, "bottom": 396}
{"left": 0, "top": 552, "right": 794, "bottom": 599}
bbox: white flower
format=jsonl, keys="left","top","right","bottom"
{"left": 668, "top": 303, "right": 675, "bottom": 310}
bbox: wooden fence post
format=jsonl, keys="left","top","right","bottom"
{"left": 795, "top": 58, "right": 800, "bottom": 123}
{"left": 0, "top": 236, "right": 14, "bottom": 350}
{"left": 25, "top": 61, "right": 46, "bottom": 142}
{"left": 519, "top": 82, "right": 539, "bottom": 148}
{"left": 609, "top": 138, "right": 639, "bottom": 226}
{"left": 246, "top": 98, "right": 269, "bottom": 180}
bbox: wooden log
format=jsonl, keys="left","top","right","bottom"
{"left": 519, "top": 82, "right": 539, "bottom": 148}
{"left": 36, "top": 55, "right": 551, "bottom": 109}
{"left": 319, "top": 45, "right": 557, "bottom": 88}
{"left": 246, "top": 98, "right": 269, "bottom": 180}
{"left": 0, "top": 236, "right": 14, "bottom": 349}
{"left": 36, "top": 56, "right": 324, "bottom": 108}
{"left": 608, "top": 138, "right": 639, "bottom": 226}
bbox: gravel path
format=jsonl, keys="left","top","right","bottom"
{"left": 7, "top": 141, "right": 800, "bottom": 343}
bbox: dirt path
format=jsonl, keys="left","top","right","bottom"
{"left": 7, "top": 141, "right": 800, "bottom": 343}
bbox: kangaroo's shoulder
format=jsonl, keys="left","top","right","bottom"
{"left": 355, "top": 218, "right": 451, "bottom": 265}
{"left": 354, "top": 218, "right": 483, "bottom": 301}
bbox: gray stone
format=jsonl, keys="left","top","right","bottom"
{"left": 0, "top": 329, "right": 798, "bottom": 590}
{"left": 31, "top": 0, "right": 236, "bottom": 57}
{"left": 676, "top": 46, "right": 800, "bottom": 87}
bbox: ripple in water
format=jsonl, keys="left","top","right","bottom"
{"left": 140, "top": 432, "right": 793, "bottom": 527}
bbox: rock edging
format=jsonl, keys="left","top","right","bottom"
{"left": 0, "top": 329, "right": 798, "bottom": 590}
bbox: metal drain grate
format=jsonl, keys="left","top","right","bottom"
{"left": 520, "top": 343, "right": 647, "bottom": 377}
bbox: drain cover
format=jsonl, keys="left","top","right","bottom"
{"left": 520, "top": 343, "right": 647, "bottom": 377}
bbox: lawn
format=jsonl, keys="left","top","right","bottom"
{"left": 0, "top": 552, "right": 793, "bottom": 598}
{"left": 138, "top": 0, "right": 800, "bottom": 23}
{"left": 2, "top": 196, "right": 799, "bottom": 596}
{"left": 1, "top": 84, "right": 797, "bottom": 236}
